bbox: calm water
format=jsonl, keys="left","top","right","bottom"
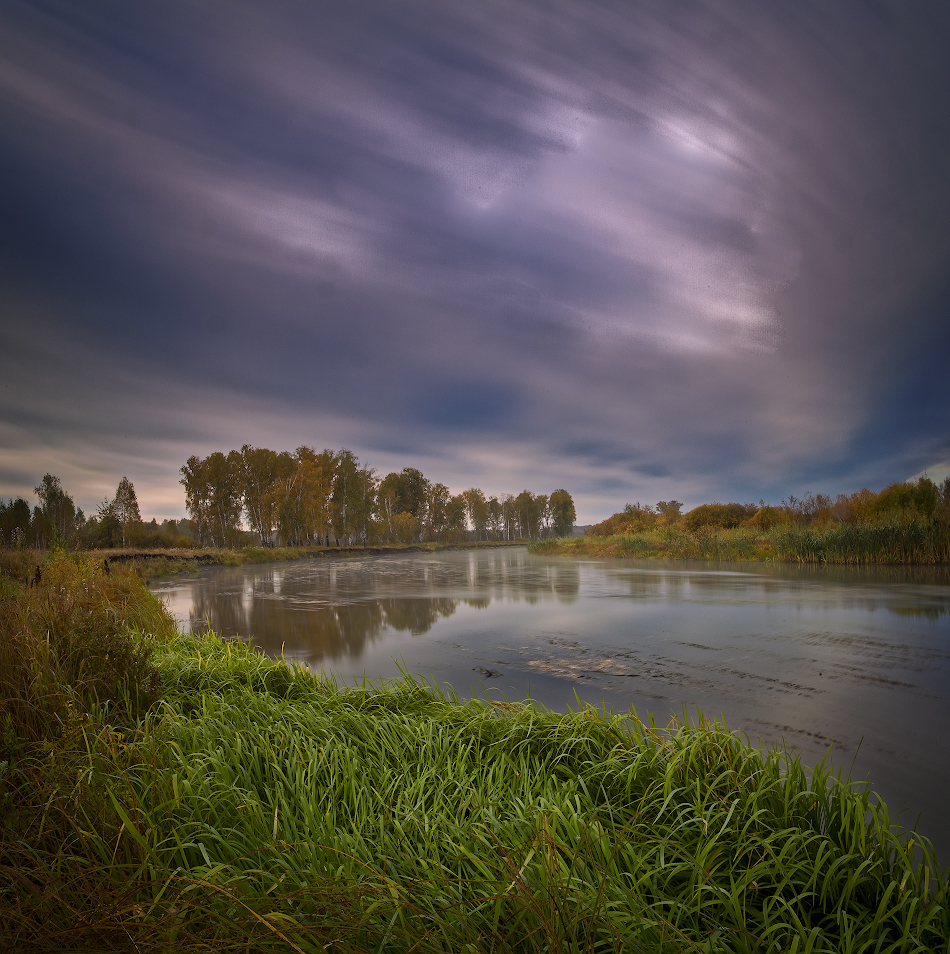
{"left": 151, "top": 547, "right": 950, "bottom": 859}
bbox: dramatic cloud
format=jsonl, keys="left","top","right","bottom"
{"left": 2, "top": 0, "right": 949, "bottom": 519}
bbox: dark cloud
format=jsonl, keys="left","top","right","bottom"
{"left": 2, "top": 0, "right": 949, "bottom": 518}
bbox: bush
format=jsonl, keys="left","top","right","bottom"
{"left": 682, "top": 502, "right": 756, "bottom": 531}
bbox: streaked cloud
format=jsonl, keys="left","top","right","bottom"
{"left": 1, "top": 0, "right": 948, "bottom": 520}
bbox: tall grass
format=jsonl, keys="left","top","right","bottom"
{"left": 776, "top": 520, "right": 950, "bottom": 565}
{"left": 2, "top": 556, "right": 948, "bottom": 951}
{"left": 0, "top": 552, "right": 177, "bottom": 951}
{"left": 533, "top": 520, "right": 950, "bottom": 565}
{"left": 531, "top": 527, "right": 775, "bottom": 562}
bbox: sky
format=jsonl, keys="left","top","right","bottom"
{"left": 1, "top": 0, "right": 949, "bottom": 522}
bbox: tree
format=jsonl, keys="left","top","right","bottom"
{"left": 462, "top": 488, "right": 489, "bottom": 541}
{"left": 95, "top": 496, "right": 122, "bottom": 548}
{"left": 180, "top": 453, "right": 243, "bottom": 547}
{"left": 656, "top": 500, "right": 683, "bottom": 525}
{"left": 445, "top": 493, "right": 468, "bottom": 542}
{"left": 549, "top": 489, "right": 576, "bottom": 537}
{"left": 501, "top": 494, "right": 517, "bottom": 541}
{"left": 180, "top": 456, "right": 212, "bottom": 545}
{"left": 426, "top": 483, "right": 451, "bottom": 541}
{"left": 376, "top": 476, "right": 401, "bottom": 542}
{"left": 0, "top": 497, "right": 31, "bottom": 547}
{"left": 274, "top": 448, "right": 335, "bottom": 546}
{"left": 536, "top": 494, "right": 550, "bottom": 538}
{"left": 34, "top": 474, "right": 78, "bottom": 547}
{"left": 113, "top": 477, "right": 142, "bottom": 546}
{"left": 486, "top": 497, "right": 503, "bottom": 540}
{"left": 328, "top": 450, "right": 376, "bottom": 545}
{"left": 378, "top": 467, "right": 431, "bottom": 542}
{"left": 239, "top": 445, "right": 281, "bottom": 545}
{"left": 395, "top": 468, "right": 429, "bottom": 523}
{"left": 514, "top": 491, "right": 544, "bottom": 540}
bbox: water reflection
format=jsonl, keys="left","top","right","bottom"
{"left": 889, "top": 604, "right": 949, "bottom": 620}
{"left": 159, "top": 550, "right": 580, "bottom": 661}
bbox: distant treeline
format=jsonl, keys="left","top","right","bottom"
{"left": 180, "top": 446, "right": 575, "bottom": 547}
{"left": 0, "top": 474, "right": 199, "bottom": 550}
{"left": 0, "top": 450, "right": 577, "bottom": 551}
{"left": 588, "top": 477, "right": 950, "bottom": 536}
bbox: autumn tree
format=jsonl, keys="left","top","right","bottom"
{"left": 537, "top": 494, "right": 551, "bottom": 538}
{"left": 501, "top": 494, "right": 517, "bottom": 541}
{"left": 463, "top": 488, "right": 489, "bottom": 541}
{"left": 180, "top": 456, "right": 212, "bottom": 545}
{"left": 486, "top": 496, "right": 503, "bottom": 540}
{"left": 655, "top": 500, "right": 683, "bottom": 524}
{"left": 275, "top": 447, "right": 335, "bottom": 546}
{"left": 514, "top": 491, "right": 545, "bottom": 540}
{"left": 549, "top": 489, "right": 576, "bottom": 537}
{"left": 180, "top": 453, "right": 243, "bottom": 547}
{"left": 425, "top": 483, "right": 450, "bottom": 541}
{"left": 331, "top": 450, "right": 376, "bottom": 545}
{"left": 445, "top": 493, "right": 468, "bottom": 542}
{"left": 376, "top": 476, "right": 400, "bottom": 542}
{"left": 397, "top": 468, "right": 430, "bottom": 524}
{"left": 351, "top": 463, "right": 377, "bottom": 546}
{"left": 377, "top": 468, "right": 431, "bottom": 543}
{"left": 239, "top": 445, "right": 282, "bottom": 545}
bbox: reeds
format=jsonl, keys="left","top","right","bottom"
{"left": 775, "top": 520, "right": 950, "bottom": 565}
{"left": 532, "top": 520, "right": 950, "bottom": 565}
{"left": 2, "top": 558, "right": 947, "bottom": 951}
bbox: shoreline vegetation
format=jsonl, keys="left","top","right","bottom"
{"left": 5, "top": 465, "right": 950, "bottom": 568}
{"left": 532, "top": 476, "right": 950, "bottom": 565}
{"left": 2, "top": 552, "right": 948, "bottom": 951}
{"left": 81, "top": 539, "right": 526, "bottom": 583}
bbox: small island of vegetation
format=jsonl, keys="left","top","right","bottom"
{"left": 1, "top": 550, "right": 946, "bottom": 951}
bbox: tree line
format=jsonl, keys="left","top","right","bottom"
{"left": 0, "top": 474, "right": 196, "bottom": 550}
{"left": 0, "top": 453, "right": 577, "bottom": 550}
{"left": 180, "top": 446, "right": 576, "bottom": 547}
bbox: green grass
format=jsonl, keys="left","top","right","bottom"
{"left": 2, "top": 554, "right": 948, "bottom": 952}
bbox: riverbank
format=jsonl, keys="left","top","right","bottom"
{"left": 3, "top": 539, "right": 525, "bottom": 584}
{"left": 2, "top": 553, "right": 947, "bottom": 952}
{"left": 531, "top": 520, "right": 950, "bottom": 565}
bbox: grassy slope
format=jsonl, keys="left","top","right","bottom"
{"left": 1, "top": 555, "right": 948, "bottom": 952}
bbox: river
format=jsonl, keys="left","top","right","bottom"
{"left": 150, "top": 546, "right": 950, "bottom": 860}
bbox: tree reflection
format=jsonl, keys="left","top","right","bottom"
{"left": 180, "top": 550, "right": 581, "bottom": 663}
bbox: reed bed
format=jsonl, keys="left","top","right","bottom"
{"left": 533, "top": 520, "right": 950, "bottom": 565}
{"left": 531, "top": 527, "right": 775, "bottom": 562}
{"left": 2, "top": 555, "right": 948, "bottom": 952}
